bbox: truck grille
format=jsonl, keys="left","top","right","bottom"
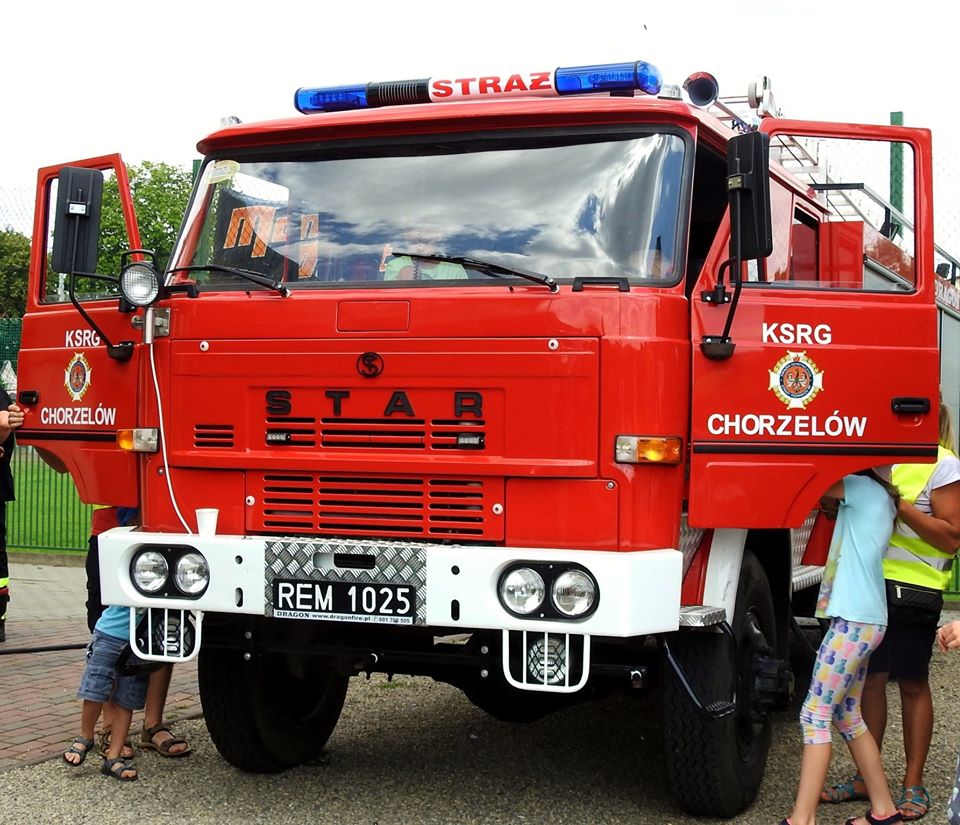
{"left": 194, "top": 424, "right": 235, "bottom": 449}
{"left": 247, "top": 472, "right": 503, "bottom": 540}
{"left": 264, "top": 417, "right": 486, "bottom": 450}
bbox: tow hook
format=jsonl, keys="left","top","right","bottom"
{"left": 751, "top": 650, "right": 793, "bottom": 719}
{"left": 356, "top": 652, "right": 379, "bottom": 679}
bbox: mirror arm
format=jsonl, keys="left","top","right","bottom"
{"left": 718, "top": 190, "right": 744, "bottom": 344}
{"left": 65, "top": 213, "right": 134, "bottom": 363}
{"left": 700, "top": 179, "right": 742, "bottom": 361}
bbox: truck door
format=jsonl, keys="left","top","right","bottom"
{"left": 16, "top": 155, "right": 142, "bottom": 507}
{"left": 689, "top": 122, "right": 939, "bottom": 528}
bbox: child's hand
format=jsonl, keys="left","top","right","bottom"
{"left": 937, "top": 620, "right": 960, "bottom": 652}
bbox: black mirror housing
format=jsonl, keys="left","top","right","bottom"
{"left": 727, "top": 132, "right": 772, "bottom": 261}
{"left": 50, "top": 167, "right": 104, "bottom": 275}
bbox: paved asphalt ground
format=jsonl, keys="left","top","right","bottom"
{"left": 0, "top": 555, "right": 201, "bottom": 771}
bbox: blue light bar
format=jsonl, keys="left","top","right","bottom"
{"left": 295, "top": 84, "right": 370, "bottom": 113}
{"left": 555, "top": 61, "right": 662, "bottom": 97}
{"left": 294, "top": 59, "right": 663, "bottom": 114}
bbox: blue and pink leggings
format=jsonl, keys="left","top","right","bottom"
{"left": 800, "top": 617, "right": 886, "bottom": 745}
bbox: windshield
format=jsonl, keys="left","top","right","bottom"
{"left": 169, "top": 130, "right": 686, "bottom": 289}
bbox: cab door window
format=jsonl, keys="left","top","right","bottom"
{"left": 41, "top": 171, "right": 125, "bottom": 303}
{"left": 749, "top": 135, "right": 916, "bottom": 292}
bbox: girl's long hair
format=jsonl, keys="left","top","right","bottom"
{"left": 941, "top": 399, "right": 957, "bottom": 454}
{"left": 855, "top": 468, "right": 900, "bottom": 522}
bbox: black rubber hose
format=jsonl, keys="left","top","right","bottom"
{"left": 0, "top": 642, "right": 86, "bottom": 655}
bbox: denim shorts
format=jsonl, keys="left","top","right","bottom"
{"left": 77, "top": 629, "right": 149, "bottom": 710}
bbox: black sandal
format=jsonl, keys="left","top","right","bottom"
{"left": 62, "top": 735, "right": 94, "bottom": 767}
{"left": 847, "top": 811, "right": 904, "bottom": 825}
{"left": 101, "top": 756, "right": 138, "bottom": 781}
{"left": 868, "top": 813, "right": 904, "bottom": 825}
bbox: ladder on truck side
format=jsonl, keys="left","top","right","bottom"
{"left": 710, "top": 85, "right": 960, "bottom": 283}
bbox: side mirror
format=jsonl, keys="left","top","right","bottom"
{"left": 50, "top": 167, "right": 104, "bottom": 275}
{"left": 48, "top": 167, "right": 133, "bottom": 362}
{"left": 727, "top": 131, "right": 772, "bottom": 261}
{"left": 700, "top": 131, "right": 774, "bottom": 361}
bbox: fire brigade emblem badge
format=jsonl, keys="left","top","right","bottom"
{"left": 64, "top": 352, "right": 92, "bottom": 402}
{"left": 768, "top": 350, "right": 823, "bottom": 409}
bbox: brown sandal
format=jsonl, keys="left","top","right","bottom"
{"left": 141, "top": 724, "right": 191, "bottom": 757}
{"left": 97, "top": 728, "right": 135, "bottom": 760}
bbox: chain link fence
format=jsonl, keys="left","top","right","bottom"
{"left": 931, "top": 112, "right": 960, "bottom": 262}
{"left": 0, "top": 183, "right": 33, "bottom": 237}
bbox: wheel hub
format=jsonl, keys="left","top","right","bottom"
{"left": 737, "top": 610, "right": 790, "bottom": 728}
{"left": 752, "top": 652, "right": 793, "bottom": 715}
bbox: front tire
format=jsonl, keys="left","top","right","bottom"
{"left": 199, "top": 644, "right": 349, "bottom": 773}
{"left": 661, "top": 551, "right": 777, "bottom": 818}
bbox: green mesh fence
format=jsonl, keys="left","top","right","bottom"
{"left": 0, "top": 317, "right": 20, "bottom": 373}
{"left": 1, "top": 318, "right": 91, "bottom": 552}
{"left": 7, "top": 448, "right": 92, "bottom": 554}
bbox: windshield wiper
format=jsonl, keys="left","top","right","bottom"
{"left": 391, "top": 252, "right": 559, "bottom": 293}
{"left": 169, "top": 264, "right": 291, "bottom": 297}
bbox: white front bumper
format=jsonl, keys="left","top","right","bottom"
{"left": 98, "top": 528, "right": 682, "bottom": 637}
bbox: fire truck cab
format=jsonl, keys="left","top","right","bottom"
{"left": 16, "top": 60, "right": 948, "bottom": 817}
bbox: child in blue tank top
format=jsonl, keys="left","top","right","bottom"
{"left": 782, "top": 469, "right": 903, "bottom": 825}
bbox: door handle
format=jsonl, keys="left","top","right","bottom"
{"left": 891, "top": 397, "right": 931, "bottom": 415}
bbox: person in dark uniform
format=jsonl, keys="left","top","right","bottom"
{"left": 0, "top": 387, "right": 25, "bottom": 643}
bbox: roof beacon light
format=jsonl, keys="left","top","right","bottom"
{"left": 294, "top": 60, "right": 663, "bottom": 114}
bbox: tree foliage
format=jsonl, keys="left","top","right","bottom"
{"left": 0, "top": 228, "right": 30, "bottom": 318}
{"left": 99, "top": 160, "right": 193, "bottom": 276}
{"left": 0, "top": 161, "right": 192, "bottom": 316}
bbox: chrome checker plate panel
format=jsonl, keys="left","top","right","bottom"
{"left": 264, "top": 538, "right": 428, "bottom": 624}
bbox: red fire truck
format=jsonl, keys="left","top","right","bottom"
{"left": 16, "top": 59, "right": 955, "bottom": 816}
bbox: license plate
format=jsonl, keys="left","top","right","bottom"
{"left": 272, "top": 579, "right": 416, "bottom": 625}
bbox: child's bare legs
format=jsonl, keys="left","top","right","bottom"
{"left": 98, "top": 700, "right": 135, "bottom": 758}
{"left": 846, "top": 730, "right": 899, "bottom": 825}
{"left": 102, "top": 704, "right": 137, "bottom": 779}
{"left": 105, "top": 705, "right": 132, "bottom": 760}
{"left": 101, "top": 700, "right": 114, "bottom": 729}
{"left": 787, "top": 741, "right": 832, "bottom": 825}
{"left": 62, "top": 699, "right": 103, "bottom": 765}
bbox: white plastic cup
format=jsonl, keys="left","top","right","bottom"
{"left": 196, "top": 508, "right": 219, "bottom": 536}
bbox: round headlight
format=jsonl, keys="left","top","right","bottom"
{"left": 132, "top": 551, "right": 169, "bottom": 594}
{"left": 500, "top": 567, "right": 545, "bottom": 615}
{"left": 120, "top": 263, "right": 160, "bottom": 307}
{"left": 174, "top": 552, "right": 209, "bottom": 596}
{"left": 551, "top": 569, "right": 597, "bottom": 617}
